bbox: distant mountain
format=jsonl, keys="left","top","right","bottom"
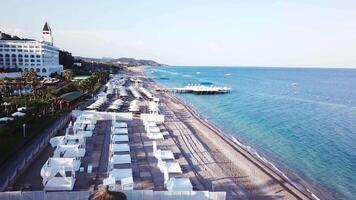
{"left": 75, "top": 56, "right": 167, "bottom": 67}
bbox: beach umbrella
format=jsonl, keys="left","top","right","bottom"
{"left": 11, "top": 111, "right": 26, "bottom": 117}
{"left": 0, "top": 117, "right": 14, "bottom": 122}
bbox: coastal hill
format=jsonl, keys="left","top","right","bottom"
{"left": 75, "top": 56, "right": 167, "bottom": 67}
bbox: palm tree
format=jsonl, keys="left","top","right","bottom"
{"left": 62, "top": 69, "right": 74, "bottom": 81}
{"left": 22, "top": 71, "right": 40, "bottom": 100}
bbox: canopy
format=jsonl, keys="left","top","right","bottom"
{"left": 112, "top": 122, "right": 127, "bottom": 128}
{"left": 110, "top": 154, "right": 131, "bottom": 164}
{"left": 0, "top": 117, "right": 14, "bottom": 122}
{"left": 111, "top": 135, "right": 129, "bottom": 142}
{"left": 110, "top": 143, "right": 130, "bottom": 152}
{"left": 158, "top": 160, "right": 182, "bottom": 174}
{"left": 53, "top": 144, "right": 86, "bottom": 158}
{"left": 11, "top": 111, "right": 26, "bottom": 117}
{"left": 155, "top": 149, "right": 174, "bottom": 160}
{"left": 166, "top": 177, "right": 193, "bottom": 191}
{"left": 111, "top": 127, "right": 128, "bottom": 135}
{"left": 109, "top": 168, "right": 133, "bottom": 182}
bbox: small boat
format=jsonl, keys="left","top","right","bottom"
{"left": 196, "top": 72, "right": 201, "bottom": 74}
{"left": 200, "top": 81, "right": 213, "bottom": 85}
{"left": 225, "top": 73, "right": 231, "bottom": 76}
{"left": 159, "top": 77, "right": 169, "bottom": 80}
{"left": 291, "top": 82, "right": 300, "bottom": 87}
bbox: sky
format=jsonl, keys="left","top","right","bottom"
{"left": 1, "top": 0, "right": 356, "bottom": 67}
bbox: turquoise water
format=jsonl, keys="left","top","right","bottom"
{"left": 145, "top": 66, "right": 356, "bottom": 199}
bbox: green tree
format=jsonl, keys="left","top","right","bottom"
{"left": 62, "top": 69, "right": 74, "bottom": 81}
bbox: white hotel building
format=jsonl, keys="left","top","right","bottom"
{"left": 0, "top": 22, "right": 63, "bottom": 77}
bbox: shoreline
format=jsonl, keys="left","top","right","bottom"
{"left": 135, "top": 66, "right": 330, "bottom": 200}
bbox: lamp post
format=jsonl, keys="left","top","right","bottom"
{"left": 22, "top": 123, "right": 26, "bottom": 137}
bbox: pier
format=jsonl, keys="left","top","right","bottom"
{"left": 159, "top": 84, "right": 231, "bottom": 95}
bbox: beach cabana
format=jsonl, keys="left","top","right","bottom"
{"left": 152, "top": 141, "right": 174, "bottom": 160}
{"left": 109, "top": 168, "right": 133, "bottom": 182}
{"left": 110, "top": 154, "right": 131, "bottom": 165}
{"left": 74, "top": 130, "right": 93, "bottom": 137}
{"left": 111, "top": 135, "right": 129, "bottom": 142}
{"left": 158, "top": 160, "right": 182, "bottom": 174}
{"left": 41, "top": 157, "right": 81, "bottom": 172}
{"left": 41, "top": 168, "right": 75, "bottom": 191}
{"left": 166, "top": 177, "right": 193, "bottom": 191}
{"left": 111, "top": 127, "right": 128, "bottom": 135}
{"left": 112, "top": 121, "right": 127, "bottom": 128}
{"left": 110, "top": 143, "right": 130, "bottom": 153}
{"left": 121, "top": 177, "right": 134, "bottom": 190}
{"left": 53, "top": 144, "right": 86, "bottom": 158}
{"left": 50, "top": 135, "right": 86, "bottom": 147}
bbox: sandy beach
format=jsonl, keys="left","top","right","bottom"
{"left": 131, "top": 66, "right": 319, "bottom": 200}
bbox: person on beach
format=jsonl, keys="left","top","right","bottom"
{"left": 88, "top": 185, "right": 127, "bottom": 200}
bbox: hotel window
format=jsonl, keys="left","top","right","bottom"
{"left": 5, "top": 54, "right": 10, "bottom": 65}
{"left": 5, "top": 45, "right": 9, "bottom": 48}
{"left": 24, "top": 55, "right": 29, "bottom": 58}
{"left": 29, "top": 45, "right": 34, "bottom": 48}
{"left": 17, "top": 45, "right": 21, "bottom": 48}
{"left": 18, "top": 49, "right": 22, "bottom": 52}
{"left": 24, "top": 49, "right": 28, "bottom": 52}
{"left": 4, "top": 49, "right": 9, "bottom": 52}
{"left": 11, "top": 49, "right": 16, "bottom": 52}
{"left": 36, "top": 59, "right": 41, "bottom": 62}
{"left": 30, "top": 55, "right": 35, "bottom": 58}
{"left": 30, "top": 59, "right": 35, "bottom": 62}
{"left": 24, "top": 59, "right": 29, "bottom": 62}
{"left": 36, "top": 55, "right": 41, "bottom": 58}
{"left": 11, "top": 45, "right": 16, "bottom": 48}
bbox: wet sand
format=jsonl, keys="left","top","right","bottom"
{"left": 132, "top": 66, "right": 319, "bottom": 200}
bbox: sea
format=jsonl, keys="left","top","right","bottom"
{"left": 144, "top": 66, "right": 356, "bottom": 199}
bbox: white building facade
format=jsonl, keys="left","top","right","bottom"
{"left": 0, "top": 22, "right": 63, "bottom": 77}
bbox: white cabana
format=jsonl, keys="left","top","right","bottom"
{"left": 110, "top": 154, "right": 131, "bottom": 164}
{"left": 74, "top": 130, "right": 93, "bottom": 137}
{"left": 109, "top": 168, "right": 133, "bottom": 182}
{"left": 112, "top": 121, "right": 127, "bottom": 128}
{"left": 152, "top": 141, "right": 174, "bottom": 160}
{"left": 129, "top": 100, "right": 140, "bottom": 112}
{"left": 166, "top": 177, "right": 193, "bottom": 191}
{"left": 111, "top": 127, "right": 128, "bottom": 135}
{"left": 11, "top": 111, "right": 26, "bottom": 117}
{"left": 121, "top": 177, "right": 134, "bottom": 190}
{"left": 129, "top": 86, "right": 142, "bottom": 99}
{"left": 110, "top": 143, "right": 130, "bottom": 152}
{"left": 139, "top": 87, "right": 153, "bottom": 99}
{"left": 50, "top": 135, "right": 86, "bottom": 147}
{"left": 155, "top": 149, "right": 174, "bottom": 160}
{"left": 53, "top": 144, "right": 86, "bottom": 158}
{"left": 158, "top": 160, "right": 182, "bottom": 174}
{"left": 102, "top": 177, "right": 116, "bottom": 191}
{"left": 111, "top": 135, "right": 129, "bottom": 142}
{"left": 0, "top": 117, "right": 14, "bottom": 122}
{"left": 147, "top": 131, "right": 164, "bottom": 140}
{"left": 42, "top": 168, "right": 75, "bottom": 191}
{"left": 41, "top": 157, "right": 81, "bottom": 173}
